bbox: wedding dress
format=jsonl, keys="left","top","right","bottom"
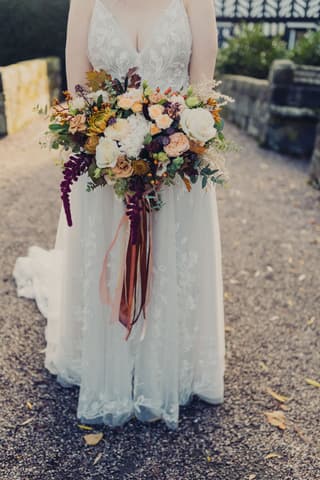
{"left": 13, "top": 0, "right": 225, "bottom": 429}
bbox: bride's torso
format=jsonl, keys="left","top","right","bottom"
{"left": 87, "top": 0, "right": 192, "bottom": 91}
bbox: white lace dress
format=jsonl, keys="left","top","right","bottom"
{"left": 13, "top": 0, "right": 225, "bottom": 429}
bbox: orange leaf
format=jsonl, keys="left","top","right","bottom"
{"left": 182, "top": 177, "right": 192, "bottom": 192}
{"left": 264, "top": 411, "right": 286, "bottom": 430}
{"left": 84, "top": 432, "right": 104, "bottom": 446}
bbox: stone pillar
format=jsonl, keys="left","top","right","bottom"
{"left": 266, "top": 60, "right": 320, "bottom": 157}
{"left": 46, "top": 56, "right": 62, "bottom": 101}
{"left": 309, "top": 122, "right": 320, "bottom": 187}
{"left": 0, "top": 73, "right": 8, "bottom": 137}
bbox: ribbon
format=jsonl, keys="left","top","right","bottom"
{"left": 99, "top": 193, "right": 153, "bottom": 341}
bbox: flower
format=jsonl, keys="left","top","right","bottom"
{"left": 148, "top": 104, "right": 164, "bottom": 120}
{"left": 171, "top": 94, "right": 187, "bottom": 112}
{"left": 88, "top": 89, "right": 110, "bottom": 104}
{"left": 117, "top": 88, "right": 143, "bottom": 110}
{"left": 149, "top": 92, "right": 165, "bottom": 103}
{"left": 68, "top": 114, "right": 87, "bottom": 134}
{"left": 104, "top": 118, "right": 130, "bottom": 142}
{"left": 132, "top": 102, "right": 143, "bottom": 113}
{"left": 155, "top": 114, "right": 173, "bottom": 130}
{"left": 150, "top": 124, "right": 161, "bottom": 136}
{"left": 70, "top": 96, "right": 86, "bottom": 111}
{"left": 132, "top": 160, "right": 150, "bottom": 175}
{"left": 96, "top": 137, "right": 121, "bottom": 169}
{"left": 88, "top": 109, "right": 115, "bottom": 135}
{"left": 111, "top": 156, "right": 134, "bottom": 178}
{"left": 164, "top": 132, "right": 190, "bottom": 157}
{"left": 118, "top": 114, "right": 150, "bottom": 158}
{"left": 180, "top": 108, "right": 217, "bottom": 144}
{"left": 84, "top": 134, "right": 100, "bottom": 154}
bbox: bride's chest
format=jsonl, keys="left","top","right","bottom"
{"left": 87, "top": 0, "right": 193, "bottom": 89}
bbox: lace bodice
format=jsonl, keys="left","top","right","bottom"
{"left": 87, "top": 0, "right": 192, "bottom": 91}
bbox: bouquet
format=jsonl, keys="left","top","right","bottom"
{"left": 41, "top": 67, "right": 233, "bottom": 340}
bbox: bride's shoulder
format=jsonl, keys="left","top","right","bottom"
{"left": 183, "top": 0, "right": 216, "bottom": 17}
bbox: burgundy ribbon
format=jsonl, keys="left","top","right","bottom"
{"left": 99, "top": 193, "right": 153, "bottom": 341}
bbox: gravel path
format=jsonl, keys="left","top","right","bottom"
{"left": 0, "top": 118, "right": 319, "bottom": 480}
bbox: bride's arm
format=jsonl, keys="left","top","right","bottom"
{"left": 185, "top": 0, "right": 218, "bottom": 83}
{"left": 65, "top": 0, "right": 95, "bottom": 94}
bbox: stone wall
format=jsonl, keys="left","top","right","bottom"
{"left": 0, "top": 57, "right": 61, "bottom": 137}
{"left": 309, "top": 124, "right": 320, "bottom": 187}
{"left": 221, "top": 60, "right": 320, "bottom": 164}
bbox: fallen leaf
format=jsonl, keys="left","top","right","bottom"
{"left": 248, "top": 475, "right": 257, "bottom": 480}
{"left": 259, "top": 362, "right": 268, "bottom": 372}
{"left": 307, "top": 317, "right": 315, "bottom": 326}
{"left": 93, "top": 452, "right": 103, "bottom": 465}
{"left": 26, "top": 401, "right": 33, "bottom": 410}
{"left": 265, "top": 452, "right": 282, "bottom": 460}
{"left": 298, "top": 274, "right": 306, "bottom": 282}
{"left": 266, "top": 388, "right": 290, "bottom": 403}
{"left": 229, "top": 278, "right": 239, "bottom": 284}
{"left": 225, "top": 326, "right": 233, "bottom": 333}
{"left": 206, "top": 455, "right": 212, "bottom": 462}
{"left": 20, "top": 417, "right": 34, "bottom": 426}
{"left": 264, "top": 411, "right": 286, "bottom": 430}
{"left": 294, "top": 425, "right": 308, "bottom": 442}
{"left": 38, "top": 348, "right": 46, "bottom": 354}
{"left": 84, "top": 432, "right": 104, "bottom": 446}
{"left": 306, "top": 378, "right": 320, "bottom": 388}
{"left": 78, "top": 424, "right": 94, "bottom": 431}
{"left": 280, "top": 404, "right": 290, "bottom": 411}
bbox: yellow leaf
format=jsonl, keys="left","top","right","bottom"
{"left": 265, "top": 453, "right": 282, "bottom": 459}
{"left": 26, "top": 401, "right": 33, "bottom": 410}
{"left": 93, "top": 452, "right": 103, "bottom": 465}
{"left": 307, "top": 317, "right": 315, "bottom": 326}
{"left": 78, "top": 424, "right": 94, "bottom": 431}
{"left": 225, "top": 326, "right": 233, "bottom": 333}
{"left": 206, "top": 456, "right": 212, "bottom": 462}
{"left": 84, "top": 432, "right": 104, "bottom": 446}
{"left": 264, "top": 411, "right": 286, "bottom": 430}
{"left": 306, "top": 378, "right": 320, "bottom": 388}
{"left": 266, "top": 388, "right": 290, "bottom": 403}
{"left": 259, "top": 362, "right": 268, "bottom": 372}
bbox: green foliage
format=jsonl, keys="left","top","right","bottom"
{"left": 216, "top": 24, "right": 288, "bottom": 79}
{"left": 0, "top": 0, "right": 69, "bottom": 87}
{"left": 290, "top": 30, "right": 320, "bottom": 67}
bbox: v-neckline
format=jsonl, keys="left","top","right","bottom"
{"left": 96, "top": 0, "right": 179, "bottom": 57}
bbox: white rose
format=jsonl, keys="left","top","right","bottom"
{"left": 71, "top": 96, "right": 86, "bottom": 111}
{"left": 96, "top": 137, "right": 121, "bottom": 169}
{"left": 104, "top": 118, "right": 130, "bottom": 142}
{"left": 180, "top": 108, "right": 217, "bottom": 144}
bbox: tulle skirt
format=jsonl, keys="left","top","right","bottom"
{"left": 13, "top": 174, "right": 225, "bottom": 429}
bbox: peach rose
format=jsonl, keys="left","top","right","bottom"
{"left": 69, "top": 114, "right": 87, "bottom": 134}
{"left": 148, "top": 104, "right": 164, "bottom": 120}
{"left": 111, "top": 156, "right": 134, "bottom": 178}
{"left": 155, "top": 114, "right": 173, "bottom": 130}
{"left": 132, "top": 101, "right": 143, "bottom": 113}
{"left": 117, "top": 88, "right": 143, "bottom": 110}
{"left": 149, "top": 92, "right": 165, "bottom": 103}
{"left": 164, "top": 132, "right": 190, "bottom": 158}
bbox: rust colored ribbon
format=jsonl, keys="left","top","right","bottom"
{"left": 99, "top": 193, "right": 153, "bottom": 341}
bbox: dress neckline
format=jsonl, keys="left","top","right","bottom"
{"left": 96, "top": 0, "right": 181, "bottom": 57}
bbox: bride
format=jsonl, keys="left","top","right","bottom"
{"left": 13, "top": 0, "right": 225, "bottom": 429}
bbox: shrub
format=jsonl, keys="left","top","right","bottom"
{"left": 216, "top": 24, "right": 288, "bottom": 79}
{"left": 290, "top": 30, "right": 320, "bottom": 67}
{"left": 0, "top": 0, "right": 69, "bottom": 87}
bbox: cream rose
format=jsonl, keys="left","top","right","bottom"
{"left": 96, "top": 137, "right": 121, "bottom": 169}
{"left": 88, "top": 89, "right": 110, "bottom": 104}
{"left": 180, "top": 108, "right": 217, "bottom": 144}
